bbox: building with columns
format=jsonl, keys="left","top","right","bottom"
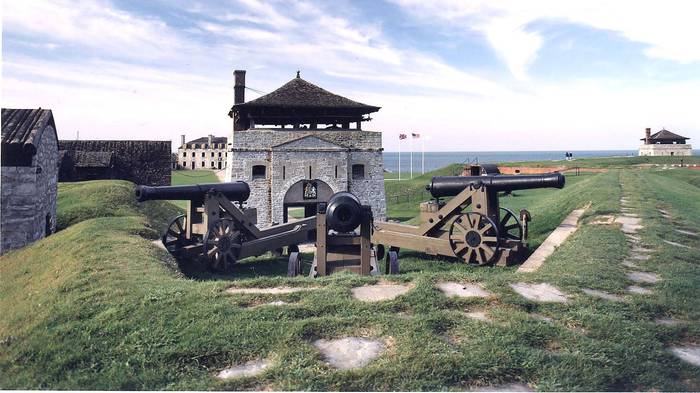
{"left": 225, "top": 70, "right": 386, "bottom": 226}
{"left": 177, "top": 134, "right": 228, "bottom": 170}
{"left": 638, "top": 127, "right": 692, "bottom": 156}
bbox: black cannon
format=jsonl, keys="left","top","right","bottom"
{"left": 308, "top": 192, "right": 378, "bottom": 277}
{"left": 135, "top": 182, "right": 250, "bottom": 202}
{"left": 427, "top": 173, "right": 565, "bottom": 198}
{"left": 372, "top": 172, "right": 566, "bottom": 266}
{"left": 137, "top": 182, "right": 315, "bottom": 273}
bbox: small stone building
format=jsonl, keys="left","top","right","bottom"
{"left": 177, "top": 134, "right": 228, "bottom": 170}
{"left": 639, "top": 128, "right": 692, "bottom": 156}
{"left": 58, "top": 140, "right": 171, "bottom": 185}
{"left": 1, "top": 108, "right": 59, "bottom": 254}
{"left": 226, "top": 70, "right": 386, "bottom": 226}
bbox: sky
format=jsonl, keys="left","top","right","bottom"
{"left": 2, "top": 0, "right": 700, "bottom": 152}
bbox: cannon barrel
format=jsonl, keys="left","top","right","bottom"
{"left": 427, "top": 172, "right": 565, "bottom": 198}
{"left": 135, "top": 182, "right": 251, "bottom": 202}
{"left": 325, "top": 191, "right": 366, "bottom": 233}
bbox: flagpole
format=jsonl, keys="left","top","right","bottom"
{"left": 398, "top": 136, "right": 401, "bottom": 181}
{"left": 421, "top": 137, "right": 425, "bottom": 175}
{"left": 410, "top": 135, "right": 413, "bottom": 179}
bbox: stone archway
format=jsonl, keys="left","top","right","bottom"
{"left": 283, "top": 179, "right": 334, "bottom": 222}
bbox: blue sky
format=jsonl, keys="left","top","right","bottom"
{"left": 2, "top": 0, "right": 699, "bottom": 151}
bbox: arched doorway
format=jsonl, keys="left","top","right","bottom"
{"left": 283, "top": 179, "right": 334, "bottom": 222}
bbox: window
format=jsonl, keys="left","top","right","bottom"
{"left": 182, "top": 152, "right": 186, "bottom": 157}
{"left": 201, "top": 152, "right": 205, "bottom": 157}
{"left": 201, "top": 161, "right": 205, "bottom": 167}
{"left": 211, "top": 161, "right": 215, "bottom": 168}
{"left": 191, "top": 152, "right": 195, "bottom": 157}
{"left": 334, "top": 165, "right": 338, "bottom": 178}
{"left": 181, "top": 161, "right": 186, "bottom": 167}
{"left": 252, "top": 165, "right": 266, "bottom": 180}
{"left": 308, "top": 165, "right": 312, "bottom": 179}
{"left": 211, "top": 152, "right": 214, "bottom": 157}
{"left": 282, "top": 166, "right": 286, "bottom": 180}
{"left": 218, "top": 152, "right": 222, "bottom": 157}
{"left": 193, "top": 143, "right": 198, "bottom": 149}
{"left": 352, "top": 164, "right": 365, "bottom": 180}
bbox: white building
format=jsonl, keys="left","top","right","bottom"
{"left": 177, "top": 134, "right": 228, "bottom": 170}
{"left": 638, "top": 128, "right": 692, "bottom": 156}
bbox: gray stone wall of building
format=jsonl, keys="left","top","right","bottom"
{"left": 59, "top": 140, "right": 171, "bottom": 185}
{"left": 1, "top": 126, "right": 58, "bottom": 254}
{"left": 226, "top": 128, "right": 386, "bottom": 227}
{"left": 232, "top": 129, "right": 381, "bottom": 150}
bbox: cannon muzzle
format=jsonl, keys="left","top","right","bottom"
{"left": 135, "top": 182, "right": 251, "bottom": 202}
{"left": 427, "top": 172, "right": 565, "bottom": 198}
{"left": 325, "top": 192, "right": 367, "bottom": 233}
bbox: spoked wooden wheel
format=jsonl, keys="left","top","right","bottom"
{"left": 499, "top": 207, "right": 523, "bottom": 242}
{"left": 162, "top": 214, "right": 190, "bottom": 254}
{"left": 203, "top": 219, "right": 242, "bottom": 272}
{"left": 448, "top": 212, "right": 500, "bottom": 265}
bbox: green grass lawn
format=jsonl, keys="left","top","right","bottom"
{"left": 169, "top": 170, "right": 222, "bottom": 209}
{"left": 1, "top": 165, "right": 699, "bottom": 390}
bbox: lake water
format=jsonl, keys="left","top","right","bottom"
{"left": 382, "top": 150, "right": 697, "bottom": 173}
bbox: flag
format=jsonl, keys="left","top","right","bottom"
{"left": 412, "top": 133, "right": 420, "bottom": 138}
{"left": 399, "top": 133, "right": 407, "bottom": 140}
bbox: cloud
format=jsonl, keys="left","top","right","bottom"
{"left": 390, "top": 0, "right": 700, "bottom": 79}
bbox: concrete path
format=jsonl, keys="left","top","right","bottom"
{"left": 518, "top": 207, "right": 587, "bottom": 273}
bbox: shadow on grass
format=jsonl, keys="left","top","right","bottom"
{"left": 176, "top": 253, "right": 319, "bottom": 280}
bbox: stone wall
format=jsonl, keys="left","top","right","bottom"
{"left": 638, "top": 144, "right": 692, "bottom": 156}
{"left": 1, "top": 126, "right": 58, "bottom": 254}
{"left": 226, "top": 129, "right": 387, "bottom": 226}
{"left": 59, "top": 140, "right": 171, "bottom": 185}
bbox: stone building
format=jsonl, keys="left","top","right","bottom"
{"left": 638, "top": 127, "right": 692, "bottom": 156}
{"left": 226, "top": 70, "right": 386, "bottom": 226}
{"left": 176, "top": 134, "right": 228, "bottom": 170}
{"left": 1, "top": 108, "right": 59, "bottom": 254}
{"left": 58, "top": 140, "right": 171, "bottom": 185}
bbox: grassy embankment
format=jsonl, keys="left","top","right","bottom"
{"left": 170, "top": 170, "right": 221, "bottom": 209}
{"left": 1, "top": 161, "right": 698, "bottom": 390}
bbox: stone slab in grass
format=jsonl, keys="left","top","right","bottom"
{"left": 621, "top": 259, "right": 639, "bottom": 268}
{"left": 670, "top": 345, "right": 700, "bottom": 367}
{"left": 217, "top": 359, "right": 272, "bottom": 380}
{"left": 627, "top": 271, "right": 660, "bottom": 284}
{"left": 615, "top": 216, "right": 643, "bottom": 234}
{"left": 675, "top": 229, "right": 698, "bottom": 237}
{"left": 226, "top": 286, "right": 318, "bottom": 294}
{"left": 625, "top": 234, "right": 641, "bottom": 242}
{"left": 351, "top": 283, "right": 410, "bottom": 302}
{"left": 518, "top": 207, "right": 586, "bottom": 273}
{"left": 663, "top": 239, "right": 697, "bottom": 250}
{"left": 655, "top": 317, "right": 682, "bottom": 326}
{"left": 313, "top": 337, "right": 385, "bottom": 370}
{"left": 590, "top": 215, "right": 615, "bottom": 225}
{"left": 631, "top": 245, "right": 653, "bottom": 253}
{"left": 630, "top": 253, "right": 651, "bottom": 261}
{"left": 464, "top": 310, "right": 491, "bottom": 322}
{"left": 437, "top": 282, "right": 491, "bottom": 298}
{"left": 582, "top": 288, "right": 624, "bottom": 302}
{"left": 627, "top": 285, "right": 653, "bottom": 295}
{"left": 510, "top": 283, "right": 569, "bottom": 303}
{"left": 469, "top": 383, "right": 534, "bottom": 392}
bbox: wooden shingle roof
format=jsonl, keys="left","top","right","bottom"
{"left": 646, "top": 129, "right": 689, "bottom": 141}
{"left": 1, "top": 108, "right": 58, "bottom": 166}
{"left": 237, "top": 77, "right": 380, "bottom": 111}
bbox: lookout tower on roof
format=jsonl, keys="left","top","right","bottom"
{"left": 638, "top": 127, "right": 692, "bottom": 156}
{"left": 225, "top": 70, "right": 386, "bottom": 227}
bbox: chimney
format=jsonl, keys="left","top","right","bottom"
{"left": 181, "top": 134, "right": 185, "bottom": 147}
{"left": 645, "top": 127, "right": 651, "bottom": 144}
{"left": 208, "top": 134, "right": 213, "bottom": 145}
{"left": 234, "top": 70, "right": 246, "bottom": 105}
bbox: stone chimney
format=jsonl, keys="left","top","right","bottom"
{"left": 645, "top": 127, "right": 651, "bottom": 144}
{"left": 234, "top": 70, "right": 246, "bottom": 105}
{"left": 181, "top": 134, "right": 185, "bottom": 147}
{"left": 233, "top": 70, "right": 247, "bottom": 131}
{"left": 208, "top": 134, "right": 213, "bottom": 146}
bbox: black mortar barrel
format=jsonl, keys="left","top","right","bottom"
{"left": 325, "top": 191, "right": 365, "bottom": 233}
{"left": 135, "top": 182, "right": 251, "bottom": 202}
{"left": 427, "top": 172, "right": 565, "bottom": 198}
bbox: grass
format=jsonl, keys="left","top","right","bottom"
{"left": 497, "top": 155, "right": 700, "bottom": 169}
{"left": 169, "top": 169, "right": 222, "bottom": 209}
{"left": 0, "top": 165, "right": 698, "bottom": 390}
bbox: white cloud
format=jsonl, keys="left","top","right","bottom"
{"left": 391, "top": 0, "right": 700, "bottom": 79}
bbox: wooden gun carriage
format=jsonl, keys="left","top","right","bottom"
{"left": 372, "top": 172, "right": 565, "bottom": 266}
{"left": 135, "top": 182, "right": 316, "bottom": 272}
